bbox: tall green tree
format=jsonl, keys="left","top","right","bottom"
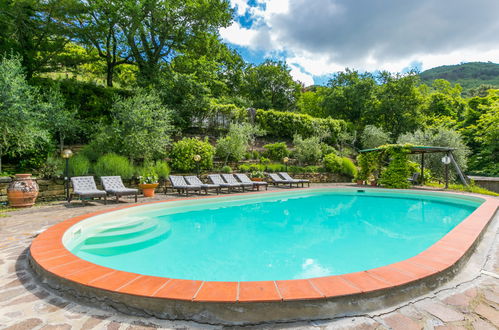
{"left": 67, "top": 0, "right": 132, "bottom": 87}
{"left": 0, "top": 57, "right": 49, "bottom": 172}
{"left": 0, "top": 0, "right": 71, "bottom": 78}
{"left": 375, "top": 71, "right": 424, "bottom": 138}
{"left": 322, "top": 69, "right": 378, "bottom": 130}
{"left": 41, "top": 87, "right": 79, "bottom": 152}
{"left": 106, "top": 89, "right": 173, "bottom": 161}
{"left": 118, "top": 0, "right": 232, "bottom": 84}
{"left": 243, "top": 59, "right": 301, "bottom": 110}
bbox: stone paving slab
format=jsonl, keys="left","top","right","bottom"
{"left": 0, "top": 184, "right": 497, "bottom": 329}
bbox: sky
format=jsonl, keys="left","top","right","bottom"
{"left": 219, "top": 0, "right": 499, "bottom": 86}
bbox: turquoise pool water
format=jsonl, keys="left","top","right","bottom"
{"left": 64, "top": 189, "right": 482, "bottom": 281}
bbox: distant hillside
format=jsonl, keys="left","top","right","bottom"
{"left": 420, "top": 62, "right": 499, "bottom": 96}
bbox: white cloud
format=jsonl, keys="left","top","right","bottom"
{"left": 219, "top": 23, "right": 260, "bottom": 48}
{"left": 222, "top": 0, "right": 499, "bottom": 85}
{"left": 289, "top": 64, "right": 314, "bottom": 86}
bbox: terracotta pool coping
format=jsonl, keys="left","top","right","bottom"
{"left": 30, "top": 188, "right": 498, "bottom": 303}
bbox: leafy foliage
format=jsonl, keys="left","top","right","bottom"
{"left": 420, "top": 62, "right": 499, "bottom": 95}
{"left": 293, "top": 135, "right": 323, "bottom": 165}
{"left": 106, "top": 90, "right": 173, "bottom": 161}
{"left": 69, "top": 154, "right": 90, "bottom": 176}
{"left": 0, "top": 56, "right": 50, "bottom": 172}
{"left": 93, "top": 153, "right": 134, "bottom": 179}
{"left": 256, "top": 109, "right": 346, "bottom": 142}
{"left": 397, "top": 127, "right": 470, "bottom": 181}
{"left": 243, "top": 60, "right": 301, "bottom": 110}
{"left": 263, "top": 142, "right": 289, "bottom": 161}
{"left": 360, "top": 125, "right": 391, "bottom": 150}
{"left": 215, "top": 123, "right": 265, "bottom": 164}
{"left": 378, "top": 145, "right": 411, "bottom": 188}
{"left": 169, "top": 137, "right": 214, "bottom": 172}
{"left": 323, "top": 153, "right": 357, "bottom": 178}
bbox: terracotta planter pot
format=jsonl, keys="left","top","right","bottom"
{"left": 370, "top": 180, "right": 377, "bottom": 186}
{"left": 251, "top": 178, "right": 264, "bottom": 182}
{"left": 356, "top": 180, "right": 364, "bottom": 185}
{"left": 139, "top": 183, "right": 159, "bottom": 197}
{"left": 7, "top": 174, "right": 39, "bottom": 208}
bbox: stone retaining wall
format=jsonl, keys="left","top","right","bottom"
{"left": 0, "top": 173, "right": 350, "bottom": 204}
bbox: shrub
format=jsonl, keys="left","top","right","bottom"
{"left": 169, "top": 137, "right": 214, "bottom": 172}
{"left": 361, "top": 125, "right": 391, "bottom": 149}
{"left": 93, "top": 153, "right": 134, "bottom": 179}
{"left": 255, "top": 109, "right": 346, "bottom": 143}
{"left": 37, "top": 155, "right": 63, "bottom": 179}
{"left": 252, "top": 150, "right": 260, "bottom": 159}
{"left": 215, "top": 123, "right": 265, "bottom": 164}
{"left": 341, "top": 157, "right": 357, "bottom": 178}
{"left": 379, "top": 145, "right": 411, "bottom": 188}
{"left": 293, "top": 135, "right": 323, "bottom": 165}
{"left": 153, "top": 160, "right": 170, "bottom": 180}
{"left": 263, "top": 142, "right": 289, "bottom": 161}
{"left": 324, "top": 153, "right": 343, "bottom": 173}
{"left": 107, "top": 89, "right": 173, "bottom": 161}
{"left": 265, "top": 163, "right": 286, "bottom": 172}
{"left": 221, "top": 165, "right": 232, "bottom": 173}
{"left": 259, "top": 157, "right": 271, "bottom": 164}
{"left": 324, "top": 153, "right": 357, "bottom": 178}
{"left": 69, "top": 154, "right": 90, "bottom": 176}
{"left": 249, "top": 164, "right": 265, "bottom": 172}
{"left": 238, "top": 164, "right": 251, "bottom": 172}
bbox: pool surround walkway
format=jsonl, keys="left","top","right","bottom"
{"left": 27, "top": 188, "right": 499, "bottom": 324}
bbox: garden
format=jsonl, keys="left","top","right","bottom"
{"left": 0, "top": 0, "right": 498, "bottom": 205}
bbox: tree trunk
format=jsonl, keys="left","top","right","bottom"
{"left": 106, "top": 64, "right": 114, "bottom": 87}
{"left": 59, "top": 135, "right": 64, "bottom": 153}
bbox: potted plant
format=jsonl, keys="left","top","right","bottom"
{"left": 138, "top": 171, "right": 159, "bottom": 197}
{"left": 368, "top": 174, "right": 377, "bottom": 186}
{"left": 250, "top": 170, "right": 265, "bottom": 182}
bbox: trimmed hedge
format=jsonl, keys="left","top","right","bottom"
{"left": 255, "top": 109, "right": 346, "bottom": 142}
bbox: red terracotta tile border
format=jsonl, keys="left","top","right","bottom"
{"left": 29, "top": 189, "right": 498, "bottom": 303}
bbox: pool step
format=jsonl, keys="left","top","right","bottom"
{"left": 79, "top": 221, "right": 171, "bottom": 256}
{"left": 83, "top": 220, "right": 157, "bottom": 245}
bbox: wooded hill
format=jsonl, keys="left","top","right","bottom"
{"left": 420, "top": 62, "right": 499, "bottom": 95}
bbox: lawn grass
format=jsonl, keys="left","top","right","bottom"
{"left": 425, "top": 182, "right": 499, "bottom": 197}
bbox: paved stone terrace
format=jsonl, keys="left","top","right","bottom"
{"left": 0, "top": 184, "right": 498, "bottom": 329}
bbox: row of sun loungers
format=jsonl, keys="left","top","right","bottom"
{"left": 169, "top": 173, "right": 269, "bottom": 196}
{"left": 68, "top": 172, "right": 310, "bottom": 203}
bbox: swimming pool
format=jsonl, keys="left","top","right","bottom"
{"left": 30, "top": 188, "right": 497, "bottom": 324}
{"left": 63, "top": 189, "right": 482, "bottom": 282}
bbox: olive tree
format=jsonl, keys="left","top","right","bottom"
{"left": 106, "top": 89, "right": 174, "bottom": 161}
{"left": 0, "top": 57, "right": 49, "bottom": 172}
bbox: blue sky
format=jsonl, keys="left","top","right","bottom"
{"left": 220, "top": 0, "right": 499, "bottom": 86}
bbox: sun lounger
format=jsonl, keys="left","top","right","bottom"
{"left": 222, "top": 173, "right": 253, "bottom": 191}
{"left": 70, "top": 176, "right": 107, "bottom": 204}
{"left": 100, "top": 176, "right": 138, "bottom": 202}
{"left": 208, "top": 174, "right": 242, "bottom": 193}
{"left": 269, "top": 173, "right": 299, "bottom": 188}
{"left": 234, "top": 173, "right": 268, "bottom": 191}
{"left": 268, "top": 173, "right": 300, "bottom": 188}
{"left": 185, "top": 176, "right": 220, "bottom": 194}
{"left": 408, "top": 172, "right": 420, "bottom": 184}
{"left": 279, "top": 172, "right": 310, "bottom": 187}
{"left": 168, "top": 175, "right": 202, "bottom": 196}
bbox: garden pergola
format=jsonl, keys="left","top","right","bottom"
{"left": 359, "top": 146, "right": 468, "bottom": 187}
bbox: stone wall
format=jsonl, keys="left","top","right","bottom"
{"left": 0, "top": 173, "right": 350, "bottom": 204}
